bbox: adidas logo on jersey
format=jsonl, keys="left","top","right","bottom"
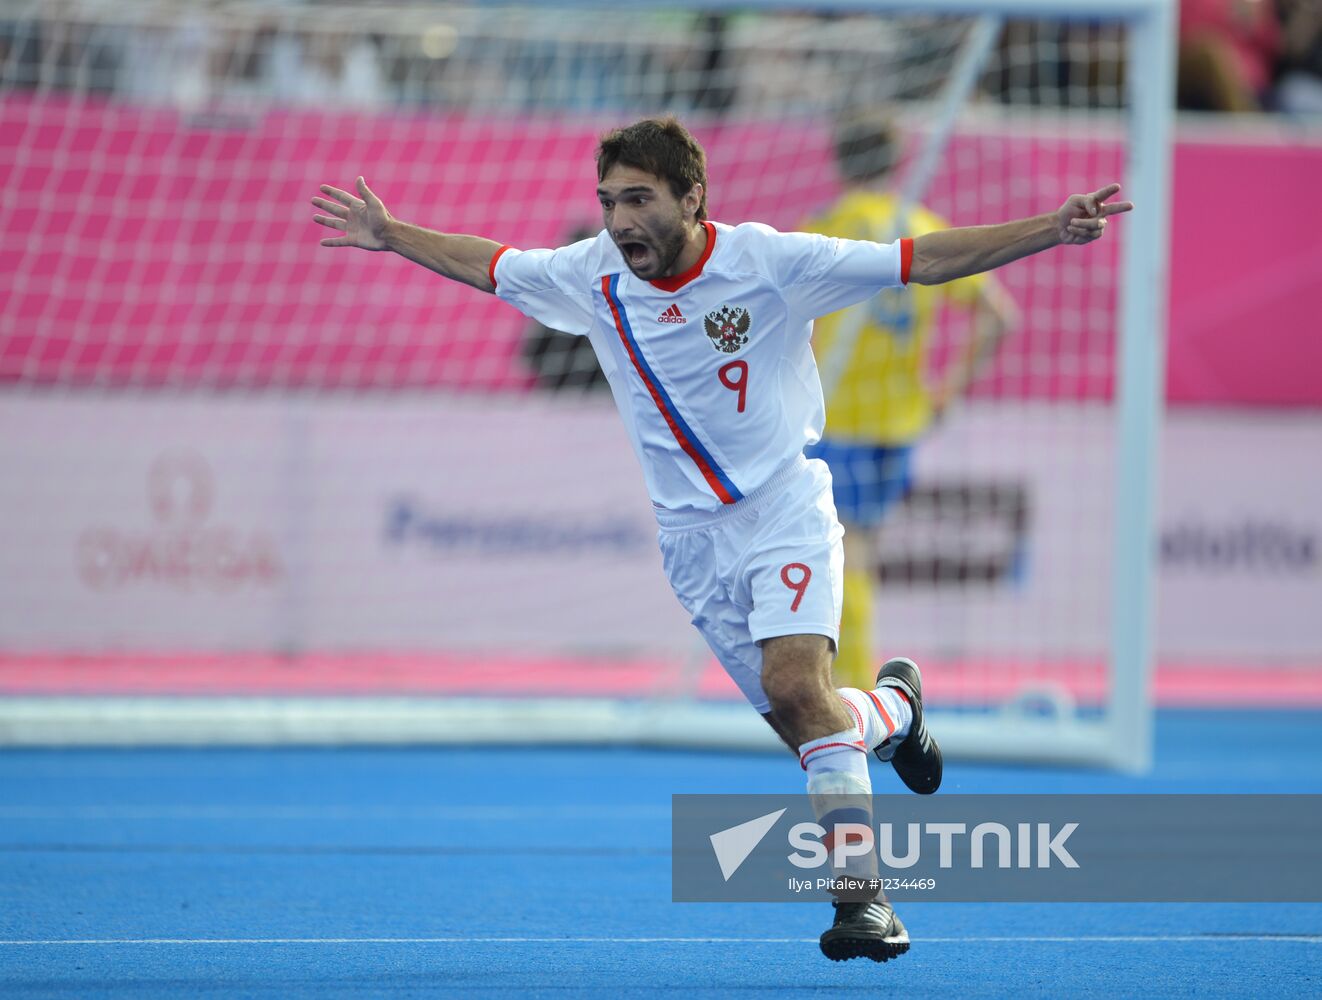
{"left": 657, "top": 304, "right": 686, "bottom": 324}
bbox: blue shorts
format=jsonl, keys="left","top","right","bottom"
{"left": 804, "top": 439, "right": 914, "bottom": 528}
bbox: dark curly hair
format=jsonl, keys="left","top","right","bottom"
{"left": 596, "top": 116, "right": 709, "bottom": 221}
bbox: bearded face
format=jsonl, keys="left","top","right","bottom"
{"left": 597, "top": 165, "right": 702, "bottom": 282}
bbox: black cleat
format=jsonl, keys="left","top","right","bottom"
{"left": 874, "top": 656, "right": 943, "bottom": 794}
{"left": 819, "top": 898, "right": 910, "bottom": 962}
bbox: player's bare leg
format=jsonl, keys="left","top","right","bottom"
{"left": 760, "top": 634, "right": 909, "bottom": 962}
{"left": 761, "top": 636, "right": 939, "bottom": 793}
{"left": 760, "top": 634, "right": 851, "bottom": 747}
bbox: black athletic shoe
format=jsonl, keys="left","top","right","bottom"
{"left": 819, "top": 898, "right": 910, "bottom": 962}
{"left": 873, "top": 656, "right": 943, "bottom": 795}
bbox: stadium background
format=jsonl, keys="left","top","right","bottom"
{"left": 1, "top": 2, "right": 1320, "bottom": 996}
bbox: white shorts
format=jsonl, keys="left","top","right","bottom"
{"left": 655, "top": 454, "right": 845, "bottom": 714}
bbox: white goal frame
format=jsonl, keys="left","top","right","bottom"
{"left": 0, "top": 0, "right": 1174, "bottom": 771}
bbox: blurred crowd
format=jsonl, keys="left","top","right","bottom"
{"left": 1179, "top": 0, "right": 1322, "bottom": 114}
{"left": 2, "top": 1, "right": 1319, "bottom": 119}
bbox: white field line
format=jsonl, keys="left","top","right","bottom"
{"left": 1, "top": 936, "right": 1320, "bottom": 946}
{"left": 0, "top": 805, "right": 669, "bottom": 820}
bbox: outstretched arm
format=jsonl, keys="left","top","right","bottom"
{"left": 312, "top": 177, "right": 501, "bottom": 293}
{"left": 908, "top": 184, "right": 1133, "bottom": 286}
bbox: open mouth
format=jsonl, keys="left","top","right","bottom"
{"left": 620, "top": 241, "right": 651, "bottom": 270}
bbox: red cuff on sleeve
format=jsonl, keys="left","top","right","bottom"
{"left": 899, "top": 237, "right": 913, "bottom": 285}
{"left": 488, "top": 245, "right": 514, "bottom": 290}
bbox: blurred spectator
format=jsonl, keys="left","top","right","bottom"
{"left": 991, "top": 20, "right": 1126, "bottom": 109}
{"left": 269, "top": 27, "right": 388, "bottom": 109}
{"left": 691, "top": 15, "right": 736, "bottom": 113}
{"left": 652, "top": 14, "right": 736, "bottom": 114}
{"left": 1178, "top": 0, "right": 1282, "bottom": 111}
{"left": 8, "top": 2, "right": 119, "bottom": 96}
{"left": 1275, "top": 0, "right": 1322, "bottom": 115}
{"left": 114, "top": 8, "right": 212, "bottom": 111}
{"left": 0, "top": 13, "right": 42, "bottom": 89}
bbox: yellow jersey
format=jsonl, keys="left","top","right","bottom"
{"left": 806, "top": 190, "right": 985, "bottom": 444}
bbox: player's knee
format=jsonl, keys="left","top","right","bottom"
{"left": 761, "top": 669, "right": 810, "bottom": 715}
{"left": 760, "top": 634, "right": 833, "bottom": 713}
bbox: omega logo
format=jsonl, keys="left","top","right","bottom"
{"left": 76, "top": 452, "right": 284, "bottom": 592}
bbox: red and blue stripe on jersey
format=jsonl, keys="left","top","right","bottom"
{"left": 601, "top": 273, "right": 743, "bottom": 505}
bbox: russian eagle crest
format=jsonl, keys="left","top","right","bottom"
{"left": 703, "top": 304, "right": 751, "bottom": 354}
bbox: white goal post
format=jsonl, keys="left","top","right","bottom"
{"left": 0, "top": 0, "right": 1174, "bottom": 770}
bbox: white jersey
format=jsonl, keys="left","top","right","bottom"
{"left": 492, "top": 221, "right": 911, "bottom": 513}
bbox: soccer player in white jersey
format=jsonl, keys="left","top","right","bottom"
{"left": 312, "top": 116, "right": 1132, "bottom": 964}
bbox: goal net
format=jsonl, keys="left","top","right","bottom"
{"left": 0, "top": 0, "right": 1173, "bottom": 768}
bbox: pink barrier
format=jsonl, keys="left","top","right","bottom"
{"left": 3, "top": 652, "right": 1320, "bottom": 707}
{"left": 2, "top": 95, "right": 1317, "bottom": 403}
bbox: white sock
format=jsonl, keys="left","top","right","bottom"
{"left": 799, "top": 732, "right": 875, "bottom": 882}
{"left": 797, "top": 728, "right": 869, "bottom": 780}
{"left": 838, "top": 686, "right": 913, "bottom": 752}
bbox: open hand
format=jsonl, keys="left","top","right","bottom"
{"left": 312, "top": 176, "right": 391, "bottom": 250}
{"left": 1056, "top": 184, "right": 1133, "bottom": 245}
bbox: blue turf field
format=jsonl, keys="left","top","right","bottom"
{"left": 2, "top": 710, "right": 1321, "bottom": 998}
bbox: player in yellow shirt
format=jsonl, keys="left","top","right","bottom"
{"left": 807, "top": 118, "right": 1019, "bottom": 690}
